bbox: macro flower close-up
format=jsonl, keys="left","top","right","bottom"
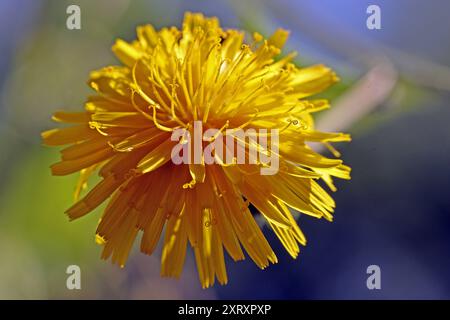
{"left": 2, "top": 0, "right": 450, "bottom": 303}
{"left": 42, "top": 12, "right": 350, "bottom": 288}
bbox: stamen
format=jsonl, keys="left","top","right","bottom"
{"left": 89, "top": 121, "right": 109, "bottom": 136}
{"left": 243, "top": 120, "right": 292, "bottom": 137}
{"left": 150, "top": 104, "right": 176, "bottom": 132}
{"left": 324, "top": 142, "right": 341, "bottom": 158}
{"left": 226, "top": 110, "right": 259, "bottom": 134}
{"left": 182, "top": 179, "right": 196, "bottom": 189}
{"left": 130, "top": 90, "right": 154, "bottom": 121}
{"left": 168, "top": 82, "right": 188, "bottom": 128}
{"left": 107, "top": 141, "right": 133, "bottom": 153}
{"left": 203, "top": 120, "right": 229, "bottom": 142}
{"left": 131, "top": 62, "right": 159, "bottom": 107}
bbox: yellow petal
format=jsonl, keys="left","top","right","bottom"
{"left": 268, "top": 28, "right": 290, "bottom": 49}
{"left": 112, "top": 39, "right": 143, "bottom": 67}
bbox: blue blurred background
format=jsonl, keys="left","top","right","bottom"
{"left": 0, "top": 0, "right": 449, "bottom": 299}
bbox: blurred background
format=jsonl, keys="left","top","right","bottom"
{"left": 0, "top": 0, "right": 449, "bottom": 299}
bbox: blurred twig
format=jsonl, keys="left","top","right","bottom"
{"left": 379, "top": 45, "right": 450, "bottom": 92}
{"left": 317, "top": 58, "right": 398, "bottom": 133}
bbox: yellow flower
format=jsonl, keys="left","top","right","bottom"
{"left": 42, "top": 12, "right": 351, "bottom": 288}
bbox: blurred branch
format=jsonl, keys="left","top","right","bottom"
{"left": 379, "top": 45, "right": 450, "bottom": 92}
{"left": 317, "top": 58, "right": 398, "bottom": 133}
